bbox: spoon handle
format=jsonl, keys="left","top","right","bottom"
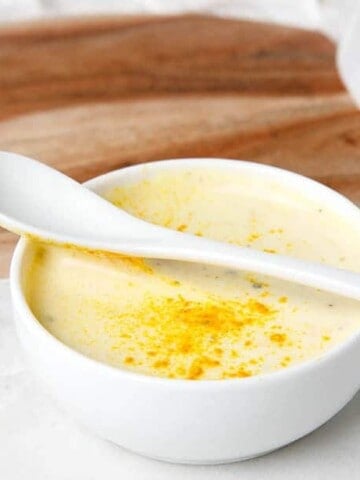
{"left": 1, "top": 151, "right": 360, "bottom": 301}
{"left": 118, "top": 229, "right": 360, "bottom": 301}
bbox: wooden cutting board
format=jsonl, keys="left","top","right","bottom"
{"left": 0, "top": 14, "right": 359, "bottom": 277}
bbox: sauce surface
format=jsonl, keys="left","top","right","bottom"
{"left": 25, "top": 168, "right": 360, "bottom": 380}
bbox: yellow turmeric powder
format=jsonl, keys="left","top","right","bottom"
{"left": 99, "top": 295, "right": 278, "bottom": 380}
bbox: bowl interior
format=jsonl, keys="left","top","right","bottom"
{"left": 11, "top": 158, "right": 360, "bottom": 386}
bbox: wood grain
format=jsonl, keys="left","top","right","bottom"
{"left": 0, "top": 14, "right": 359, "bottom": 277}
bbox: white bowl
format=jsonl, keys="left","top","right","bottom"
{"left": 10, "top": 158, "right": 360, "bottom": 464}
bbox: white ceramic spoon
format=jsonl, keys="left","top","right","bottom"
{"left": 1, "top": 151, "right": 360, "bottom": 300}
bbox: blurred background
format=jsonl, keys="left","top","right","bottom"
{"left": 0, "top": 0, "right": 359, "bottom": 276}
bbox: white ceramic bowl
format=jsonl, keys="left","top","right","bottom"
{"left": 10, "top": 159, "right": 360, "bottom": 464}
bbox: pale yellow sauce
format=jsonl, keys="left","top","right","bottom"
{"left": 25, "top": 169, "right": 360, "bottom": 380}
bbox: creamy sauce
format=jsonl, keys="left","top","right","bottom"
{"left": 25, "top": 169, "right": 360, "bottom": 380}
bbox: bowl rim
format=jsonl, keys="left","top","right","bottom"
{"left": 10, "top": 157, "right": 360, "bottom": 389}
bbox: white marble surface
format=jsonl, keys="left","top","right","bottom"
{"left": 1, "top": 278, "right": 360, "bottom": 479}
